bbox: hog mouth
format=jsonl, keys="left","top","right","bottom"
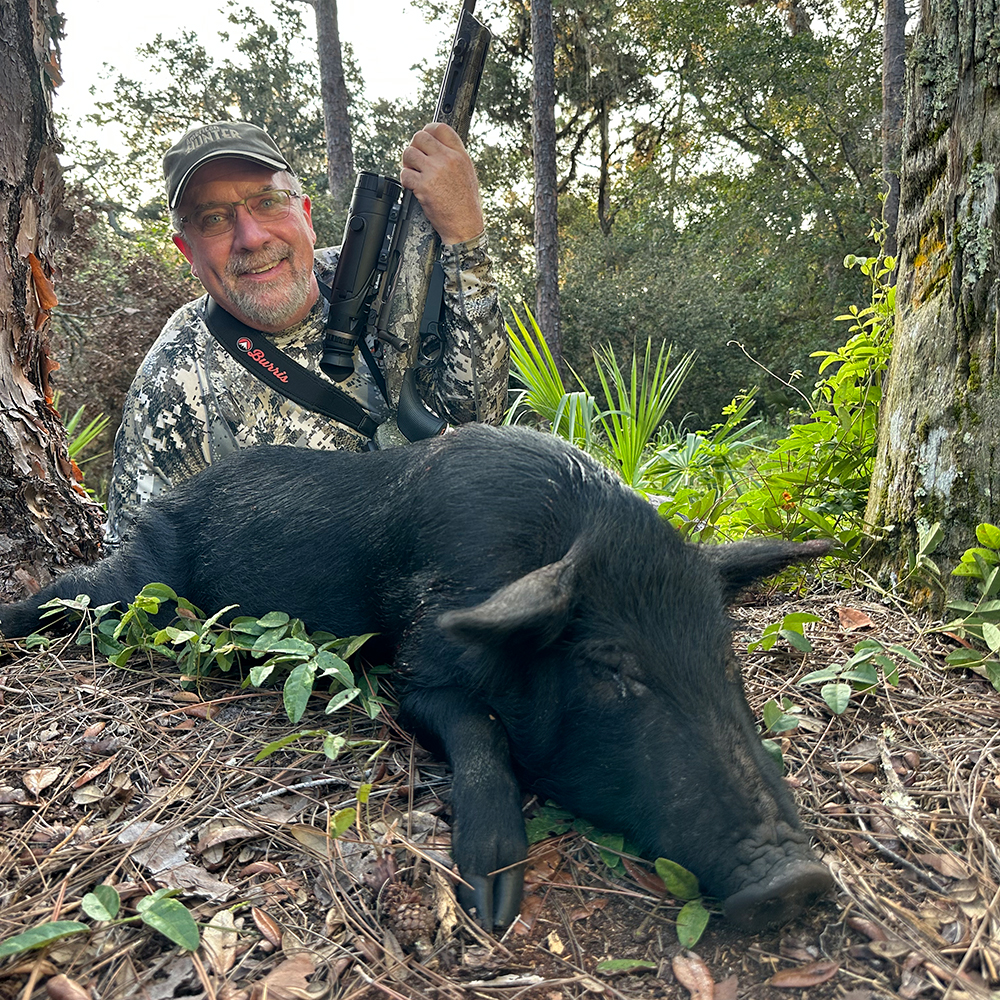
{"left": 723, "top": 858, "right": 834, "bottom": 931}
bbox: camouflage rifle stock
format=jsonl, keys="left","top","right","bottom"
{"left": 373, "top": 0, "right": 491, "bottom": 446}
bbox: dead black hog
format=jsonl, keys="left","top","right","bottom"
{"left": 0, "top": 424, "right": 833, "bottom": 931}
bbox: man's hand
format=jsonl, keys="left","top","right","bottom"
{"left": 400, "top": 122, "right": 484, "bottom": 245}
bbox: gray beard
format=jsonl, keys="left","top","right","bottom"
{"left": 224, "top": 267, "right": 314, "bottom": 330}
{"left": 223, "top": 246, "right": 314, "bottom": 330}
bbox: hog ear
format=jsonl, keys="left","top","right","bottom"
{"left": 703, "top": 539, "right": 831, "bottom": 603}
{"left": 438, "top": 542, "right": 581, "bottom": 648}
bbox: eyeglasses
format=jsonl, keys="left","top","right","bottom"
{"left": 181, "top": 189, "right": 302, "bottom": 238}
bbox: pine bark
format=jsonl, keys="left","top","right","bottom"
{"left": 311, "top": 0, "right": 355, "bottom": 202}
{"left": 0, "top": 0, "right": 104, "bottom": 602}
{"left": 865, "top": 0, "right": 1000, "bottom": 582}
{"left": 531, "top": 0, "right": 562, "bottom": 368}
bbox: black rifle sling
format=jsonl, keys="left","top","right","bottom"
{"left": 203, "top": 297, "right": 379, "bottom": 438}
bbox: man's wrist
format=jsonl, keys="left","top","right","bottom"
{"left": 440, "top": 230, "right": 487, "bottom": 253}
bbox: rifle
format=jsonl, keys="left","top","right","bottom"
{"left": 320, "top": 0, "right": 491, "bottom": 445}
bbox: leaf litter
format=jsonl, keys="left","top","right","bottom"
{"left": 0, "top": 582, "right": 997, "bottom": 998}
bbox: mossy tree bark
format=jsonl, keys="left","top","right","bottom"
{"left": 0, "top": 0, "right": 104, "bottom": 602}
{"left": 865, "top": 0, "right": 1000, "bottom": 585}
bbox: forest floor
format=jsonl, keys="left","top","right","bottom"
{"left": 0, "top": 579, "right": 998, "bottom": 1000}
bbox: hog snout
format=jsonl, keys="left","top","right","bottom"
{"left": 715, "top": 826, "right": 834, "bottom": 930}
{"left": 724, "top": 856, "right": 834, "bottom": 931}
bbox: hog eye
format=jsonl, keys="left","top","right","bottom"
{"left": 622, "top": 673, "right": 650, "bottom": 697}
{"left": 588, "top": 651, "right": 649, "bottom": 697}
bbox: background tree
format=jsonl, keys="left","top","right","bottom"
{"left": 0, "top": 0, "right": 103, "bottom": 602}
{"left": 881, "top": 0, "right": 906, "bottom": 260}
{"left": 88, "top": 1, "right": 332, "bottom": 227}
{"left": 865, "top": 0, "right": 1000, "bottom": 579}
{"left": 53, "top": 0, "right": 885, "bottom": 437}
{"left": 531, "top": 0, "right": 562, "bottom": 367}
{"left": 299, "top": 0, "right": 355, "bottom": 202}
{"left": 462, "top": 0, "right": 882, "bottom": 420}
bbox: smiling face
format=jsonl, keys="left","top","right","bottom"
{"left": 173, "top": 158, "right": 319, "bottom": 333}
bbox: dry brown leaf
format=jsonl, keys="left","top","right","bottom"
{"left": 201, "top": 910, "right": 238, "bottom": 975}
{"left": 248, "top": 953, "right": 315, "bottom": 1000}
{"left": 73, "top": 754, "right": 117, "bottom": 788}
{"left": 868, "top": 940, "right": 911, "bottom": 959}
{"left": 72, "top": 785, "right": 104, "bottom": 806}
{"left": 672, "top": 951, "right": 715, "bottom": 1000}
{"left": 623, "top": 857, "right": 669, "bottom": 897}
{"left": 45, "top": 974, "right": 90, "bottom": 1000}
{"left": 914, "top": 854, "right": 969, "bottom": 879}
{"left": 353, "top": 935, "right": 381, "bottom": 962}
{"left": 197, "top": 820, "right": 258, "bottom": 853}
{"left": 241, "top": 861, "right": 282, "bottom": 877}
{"left": 924, "top": 961, "right": 988, "bottom": 988}
{"left": 768, "top": 960, "right": 840, "bottom": 988}
{"left": 837, "top": 606, "right": 875, "bottom": 630}
{"left": 513, "top": 893, "right": 544, "bottom": 935}
{"left": 8, "top": 959, "right": 58, "bottom": 977}
{"left": 182, "top": 703, "right": 216, "bottom": 719}
{"left": 898, "top": 954, "right": 928, "bottom": 1000}
{"left": 523, "top": 851, "right": 562, "bottom": 887}
{"left": 252, "top": 906, "right": 283, "bottom": 948}
{"left": 778, "top": 939, "right": 818, "bottom": 963}
{"left": 288, "top": 824, "right": 332, "bottom": 856}
{"left": 715, "top": 975, "right": 738, "bottom": 1000}
{"left": 846, "top": 916, "right": 888, "bottom": 941}
{"left": 949, "top": 877, "right": 981, "bottom": 903}
{"left": 431, "top": 868, "right": 460, "bottom": 942}
{"left": 24, "top": 766, "right": 61, "bottom": 796}
{"left": 217, "top": 986, "right": 251, "bottom": 1000}
{"left": 569, "top": 897, "right": 608, "bottom": 921}
{"left": 959, "top": 899, "right": 988, "bottom": 919}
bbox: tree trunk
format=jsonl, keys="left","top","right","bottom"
{"left": 865, "top": 0, "right": 1000, "bottom": 585}
{"left": 0, "top": 0, "right": 104, "bottom": 603}
{"left": 311, "top": 0, "right": 354, "bottom": 202}
{"left": 531, "top": 0, "right": 563, "bottom": 370}
{"left": 597, "top": 97, "right": 613, "bottom": 237}
{"left": 881, "top": 0, "right": 906, "bottom": 261}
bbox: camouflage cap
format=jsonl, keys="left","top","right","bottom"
{"left": 163, "top": 122, "right": 291, "bottom": 210}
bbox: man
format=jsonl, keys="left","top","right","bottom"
{"left": 105, "top": 121, "right": 508, "bottom": 546}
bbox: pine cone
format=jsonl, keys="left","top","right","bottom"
{"left": 380, "top": 880, "right": 436, "bottom": 946}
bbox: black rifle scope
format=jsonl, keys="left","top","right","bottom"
{"left": 321, "top": 172, "right": 402, "bottom": 381}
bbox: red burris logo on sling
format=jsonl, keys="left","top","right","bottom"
{"left": 236, "top": 337, "right": 289, "bottom": 382}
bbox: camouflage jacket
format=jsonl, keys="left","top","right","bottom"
{"left": 105, "top": 235, "right": 508, "bottom": 546}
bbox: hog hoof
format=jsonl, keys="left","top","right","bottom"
{"left": 458, "top": 869, "right": 524, "bottom": 931}
{"left": 723, "top": 859, "right": 833, "bottom": 931}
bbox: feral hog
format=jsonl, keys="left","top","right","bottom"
{"left": 0, "top": 424, "right": 833, "bottom": 930}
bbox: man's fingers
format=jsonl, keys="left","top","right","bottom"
{"left": 422, "top": 121, "right": 465, "bottom": 149}
{"left": 406, "top": 122, "right": 465, "bottom": 162}
{"left": 399, "top": 121, "right": 482, "bottom": 244}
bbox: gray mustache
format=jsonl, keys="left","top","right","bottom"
{"left": 227, "top": 248, "right": 290, "bottom": 276}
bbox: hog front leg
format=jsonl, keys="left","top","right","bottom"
{"left": 401, "top": 685, "right": 527, "bottom": 929}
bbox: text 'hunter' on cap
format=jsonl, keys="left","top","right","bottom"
{"left": 163, "top": 121, "right": 292, "bottom": 210}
